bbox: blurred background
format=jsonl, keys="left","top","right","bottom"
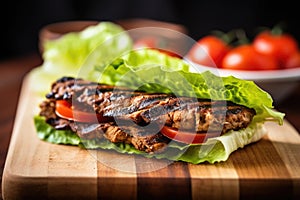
{"left": 0, "top": 0, "right": 299, "bottom": 60}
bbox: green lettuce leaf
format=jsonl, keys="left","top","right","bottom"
{"left": 29, "top": 21, "right": 132, "bottom": 95}
{"left": 34, "top": 115, "right": 81, "bottom": 145}
{"left": 34, "top": 115, "right": 267, "bottom": 164}
{"left": 93, "top": 49, "right": 284, "bottom": 125}
{"left": 43, "top": 21, "right": 132, "bottom": 75}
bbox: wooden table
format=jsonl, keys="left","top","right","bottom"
{"left": 0, "top": 54, "right": 300, "bottom": 199}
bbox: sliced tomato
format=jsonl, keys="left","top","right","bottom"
{"left": 160, "top": 126, "right": 221, "bottom": 144}
{"left": 55, "top": 100, "right": 112, "bottom": 123}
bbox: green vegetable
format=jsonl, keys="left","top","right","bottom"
{"left": 34, "top": 116, "right": 81, "bottom": 145}
{"left": 93, "top": 49, "right": 284, "bottom": 125}
{"left": 29, "top": 21, "right": 132, "bottom": 95}
{"left": 43, "top": 21, "right": 132, "bottom": 75}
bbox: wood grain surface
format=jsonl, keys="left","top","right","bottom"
{"left": 2, "top": 73, "right": 300, "bottom": 200}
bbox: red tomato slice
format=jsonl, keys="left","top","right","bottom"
{"left": 55, "top": 100, "right": 112, "bottom": 123}
{"left": 160, "top": 126, "right": 221, "bottom": 144}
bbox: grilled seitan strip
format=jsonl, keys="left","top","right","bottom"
{"left": 39, "top": 77, "right": 256, "bottom": 153}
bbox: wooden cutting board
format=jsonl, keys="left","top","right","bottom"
{"left": 2, "top": 74, "right": 300, "bottom": 200}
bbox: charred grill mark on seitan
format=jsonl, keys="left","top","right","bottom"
{"left": 39, "top": 77, "right": 256, "bottom": 152}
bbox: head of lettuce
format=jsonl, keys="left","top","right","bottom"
{"left": 31, "top": 22, "right": 285, "bottom": 164}
{"left": 29, "top": 21, "right": 133, "bottom": 95}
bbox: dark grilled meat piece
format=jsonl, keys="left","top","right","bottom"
{"left": 110, "top": 97, "right": 255, "bottom": 133}
{"left": 39, "top": 100, "right": 70, "bottom": 129}
{"left": 39, "top": 76, "right": 256, "bottom": 153}
{"left": 44, "top": 77, "right": 255, "bottom": 133}
{"left": 39, "top": 100, "right": 170, "bottom": 152}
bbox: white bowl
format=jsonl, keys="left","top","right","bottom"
{"left": 186, "top": 60, "right": 300, "bottom": 103}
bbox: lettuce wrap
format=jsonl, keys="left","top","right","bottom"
{"left": 30, "top": 21, "right": 284, "bottom": 164}
{"left": 33, "top": 47, "right": 284, "bottom": 164}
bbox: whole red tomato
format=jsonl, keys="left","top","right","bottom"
{"left": 133, "top": 37, "right": 181, "bottom": 58}
{"left": 253, "top": 31, "right": 299, "bottom": 68}
{"left": 186, "top": 35, "right": 230, "bottom": 68}
{"left": 221, "top": 44, "right": 279, "bottom": 70}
